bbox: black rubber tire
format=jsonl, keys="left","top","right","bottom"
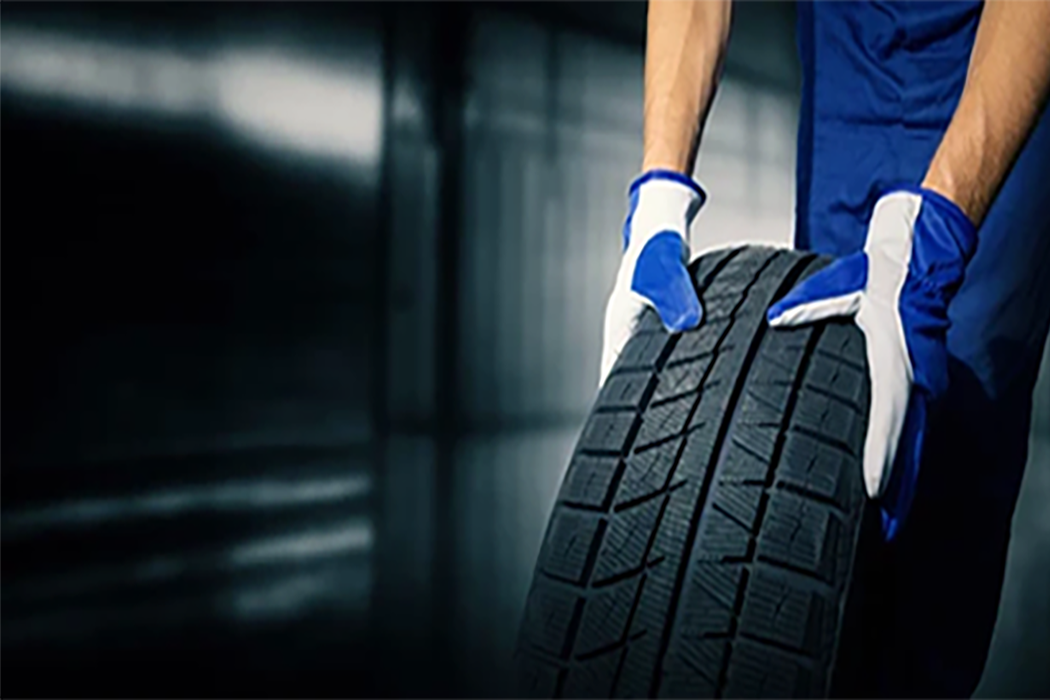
{"left": 515, "top": 246, "right": 872, "bottom": 698}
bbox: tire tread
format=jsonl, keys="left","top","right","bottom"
{"left": 516, "top": 247, "right": 869, "bottom": 698}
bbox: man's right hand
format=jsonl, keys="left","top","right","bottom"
{"left": 599, "top": 170, "right": 707, "bottom": 387}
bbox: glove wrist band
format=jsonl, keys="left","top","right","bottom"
{"left": 879, "top": 184, "right": 978, "bottom": 263}
{"left": 630, "top": 169, "right": 708, "bottom": 209}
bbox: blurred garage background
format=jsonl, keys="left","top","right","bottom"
{"left": 1, "top": 2, "right": 1047, "bottom": 697}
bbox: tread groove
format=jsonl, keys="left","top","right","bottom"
{"left": 775, "top": 482, "right": 848, "bottom": 517}
{"left": 613, "top": 479, "right": 687, "bottom": 514}
{"left": 664, "top": 350, "right": 715, "bottom": 369}
{"left": 656, "top": 378, "right": 722, "bottom": 403}
{"left": 648, "top": 250, "right": 801, "bottom": 698}
{"left": 535, "top": 250, "right": 748, "bottom": 687}
{"left": 730, "top": 435, "right": 772, "bottom": 465}
{"left": 746, "top": 387, "right": 786, "bottom": 413}
{"left": 678, "top": 646, "right": 721, "bottom": 685}
{"left": 801, "top": 383, "right": 864, "bottom": 414}
{"left": 711, "top": 501, "right": 753, "bottom": 533}
{"left": 632, "top": 430, "right": 690, "bottom": 455}
{"left": 789, "top": 425, "right": 856, "bottom": 458}
{"left": 595, "top": 490, "right": 673, "bottom": 589}
{"left": 815, "top": 347, "right": 866, "bottom": 373}
{"left": 592, "top": 555, "right": 666, "bottom": 590}
{"left": 708, "top": 272, "right": 824, "bottom": 696}
{"left": 579, "top": 520, "right": 610, "bottom": 584}
{"left": 559, "top": 598, "right": 587, "bottom": 661}
{"left": 649, "top": 388, "right": 702, "bottom": 409}
{"left": 600, "top": 459, "right": 630, "bottom": 513}
{"left": 756, "top": 555, "right": 831, "bottom": 586}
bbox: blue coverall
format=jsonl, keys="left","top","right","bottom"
{"left": 795, "top": 2, "right": 1050, "bottom": 696}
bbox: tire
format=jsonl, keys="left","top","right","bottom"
{"left": 515, "top": 246, "right": 872, "bottom": 698}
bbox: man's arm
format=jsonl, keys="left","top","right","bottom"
{"left": 641, "top": 0, "right": 732, "bottom": 175}
{"left": 599, "top": 0, "right": 732, "bottom": 385}
{"left": 922, "top": 0, "right": 1050, "bottom": 227}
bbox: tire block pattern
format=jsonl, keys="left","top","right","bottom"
{"left": 516, "top": 248, "right": 869, "bottom": 698}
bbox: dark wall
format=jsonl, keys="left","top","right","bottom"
{"left": 2, "top": 3, "right": 384, "bottom": 696}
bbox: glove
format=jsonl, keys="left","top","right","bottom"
{"left": 600, "top": 169, "right": 707, "bottom": 387}
{"left": 767, "top": 187, "right": 977, "bottom": 540}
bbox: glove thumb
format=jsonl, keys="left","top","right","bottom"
{"left": 767, "top": 252, "right": 868, "bottom": 328}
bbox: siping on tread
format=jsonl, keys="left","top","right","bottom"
{"left": 516, "top": 247, "right": 870, "bottom": 699}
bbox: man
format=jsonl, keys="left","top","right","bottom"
{"left": 600, "top": 1, "right": 1050, "bottom": 697}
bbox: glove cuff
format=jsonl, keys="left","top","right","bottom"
{"left": 629, "top": 169, "right": 708, "bottom": 207}
{"left": 623, "top": 170, "right": 707, "bottom": 251}
{"left": 879, "top": 185, "right": 978, "bottom": 264}
{"left": 916, "top": 187, "right": 978, "bottom": 263}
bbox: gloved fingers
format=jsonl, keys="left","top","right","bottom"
{"left": 630, "top": 231, "right": 703, "bottom": 334}
{"left": 599, "top": 289, "right": 648, "bottom": 388}
{"left": 766, "top": 252, "right": 868, "bottom": 328}
{"left": 855, "top": 304, "right": 912, "bottom": 498}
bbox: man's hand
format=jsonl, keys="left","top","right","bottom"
{"left": 769, "top": 1, "right": 1050, "bottom": 541}
{"left": 600, "top": 170, "right": 706, "bottom": 387}
{"left": 767, "top": 189, "right": 977, "bottom": 540}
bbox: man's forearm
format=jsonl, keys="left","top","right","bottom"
{"left": 922, "top": 0, "right": 1050, "bottom": 227}
{"left": 642, "top": 0, "right": 732, "bottom": 175}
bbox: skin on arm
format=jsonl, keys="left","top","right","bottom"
{"left": 922, "top": 0, "right": 1050, "bottom": 227}
{"left": 641, "top": 0, "right": 733, "bottom": 175}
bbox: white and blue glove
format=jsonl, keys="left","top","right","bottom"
{"left": 767, "top": 188, "right": 978, "bottom": 540}
{"left": 600, "top": 170, "right": 707, "bottom": 386}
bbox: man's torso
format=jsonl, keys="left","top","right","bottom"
{"left": 795, "top": 0, "right": 983, "bottom": 255}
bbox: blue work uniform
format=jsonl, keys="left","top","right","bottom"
{"left": 794, "top": 1, "right": 1050, "bottom": 696}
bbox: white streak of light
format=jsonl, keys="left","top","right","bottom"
{"left": 2, "top": 474, "right": 372, "bottom": 535}
{"left": 0, "top": 29, "right": 382, "bottom": 164}
{"left": 212, "top": 50, "right": 382, "bottom": 163}
{"left": 228, "top": 521, "right": 373, "bottom": 567}
{"left": 0, "top": 29, "right": 205, "bottom": 115}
